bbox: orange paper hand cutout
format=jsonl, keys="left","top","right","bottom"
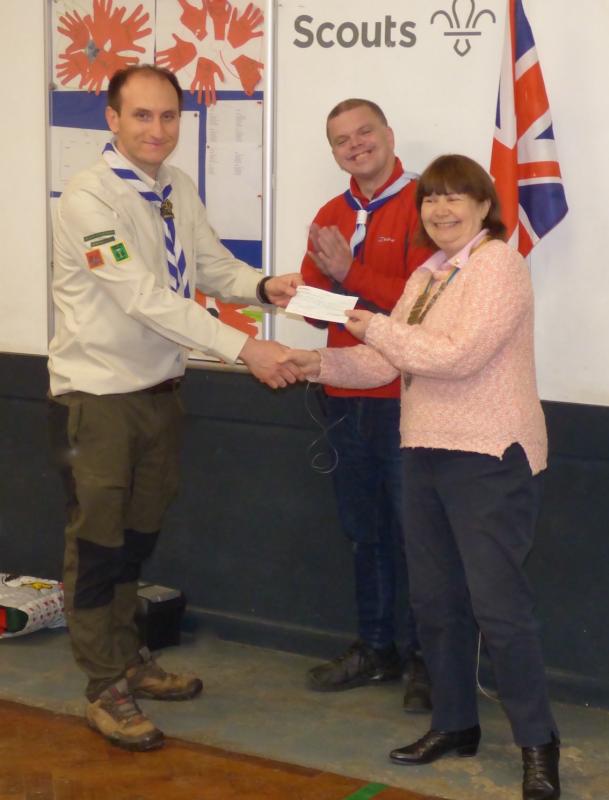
{"left": 205, "top": 0, "right": 232, "bottom": 40}
{"left": 156, "top": 34, "right": 197, "bottom": 71}
{"left": 190, "top": 56, "right": 224, "bottom": 106}
{"left": 107, "top": 4, "right": 151, "bottom": 54}
{"left": 195, "top": 290, "right": 258, "bottom": 336}
{"left": 56, "top": 50, "right": 90, "bottom": 87}
{"left": 84, "top": 0, "right": 114, "bottom": 49}
{"left": 177, "top": 0, "right": 208, "bottom": 41}
{"left": 84, "top": 50, "right": 138, "bottom": 95}
{"left": 57, "top": 11, "right": 91, "bottom": 55}
{"left": 216, "top": 299, "right": 259, "bottom": 336}
{"left": 231, "top": 54, "right": 263, "bottom": 95}
{"left": 227, "top": 3, "right": 263, "bottom": 48}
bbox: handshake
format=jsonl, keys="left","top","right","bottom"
{"left": 239, "top": 271, "right": 374, "bottom": 389}
{"left": 238, "top": 271, "right": 319, "bottom": 389}
{"left": 239, "top": 339, "right": 321, "bottom": 390}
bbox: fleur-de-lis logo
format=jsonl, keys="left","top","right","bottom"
{"left": 431, "top": 0, "right": 496, "bottom": 57}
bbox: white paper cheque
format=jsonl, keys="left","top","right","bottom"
{"left": 285, "top": 285, "right": 358, "bottom": 323}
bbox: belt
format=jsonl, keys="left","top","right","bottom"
{"left": 143, "top": 378, "right": 182, "bottom": 394}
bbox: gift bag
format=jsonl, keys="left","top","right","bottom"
{"left": 0, "top": 573, "right": 66, "bottom": 638}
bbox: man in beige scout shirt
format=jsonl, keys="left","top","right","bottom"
{"left": 48, "top": 64, "right": 301, "bottom": 752}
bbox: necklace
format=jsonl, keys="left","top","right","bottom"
{"left": 402, "top": 265, "right": 459, "bottom": 390}
{"left": 406, "top": 266, "right": 459, "bottom": 326}
{"left": 402, "top": 235, "right": 490, "bottom": 389}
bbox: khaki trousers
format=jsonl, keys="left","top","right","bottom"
{"left": 49, "top": 386, "right": 183, "bottom": 699}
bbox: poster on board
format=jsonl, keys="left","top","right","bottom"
{"left": 50, "top": 0, "right": 267, "bottom": 353}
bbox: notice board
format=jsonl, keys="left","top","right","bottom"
{"left": 49, "top": 0, "right": 268, "bottom": 350}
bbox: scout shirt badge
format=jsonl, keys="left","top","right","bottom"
{"left": 85, "top": 248, "right": 104, "bottom": 269}
{"left": 109, "top": 241, "right": 130, "bottom": 263}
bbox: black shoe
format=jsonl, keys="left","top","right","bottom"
{"left": 307, "top": 640, "right": 402, "bottom": 691}
{"left": 522, "top": 736, "right": 560, "bottom": 800}
{"left": 389, "top": 725, "right": 481, "bottom": 766}
{"left": 403, "top": 652, "right": 432, "bottom": 714}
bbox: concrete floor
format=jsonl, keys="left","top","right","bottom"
{"left": 0, "top": 628, "right": 607, "bottom": 800}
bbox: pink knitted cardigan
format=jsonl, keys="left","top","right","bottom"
{"left": 317, "top": 237, "right": 547, "bottom": 474}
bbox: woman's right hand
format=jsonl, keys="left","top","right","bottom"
{"left": 279, "top": 349, "right": 321, "bottom": 381}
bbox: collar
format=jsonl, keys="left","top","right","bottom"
{"left": 106, "top": 138, "right": 170, "bottom": 192}
{"left": 349, "top": 157, "right": 404, "bottom": 206}
{"left": 419, "top": 229, "right": 491, "bottom": 281}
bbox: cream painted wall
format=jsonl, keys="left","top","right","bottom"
{"left": 0, "top": 0, "right": 49, "bottom": 355}
{"left": 525, "top": 0, "right": 607, "bottom": 405}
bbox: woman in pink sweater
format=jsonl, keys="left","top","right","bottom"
{"left": 284, "top": 155, "right": 560, "bottom": 800}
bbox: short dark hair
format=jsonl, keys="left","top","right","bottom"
{"left": 326, "top": 99, "right": 388, "bottom": 142}
{"left": 415, "top": 154, "right": 507, "bottom": 249}
{"left": 107, "top": 64, "right": 183, "bottom": 113}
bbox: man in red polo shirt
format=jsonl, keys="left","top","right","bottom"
{"left": 300, "top": 99, "right": 431, "bottom": 711}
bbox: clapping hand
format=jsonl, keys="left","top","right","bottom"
{"left": 308, "top": 224, "right": 353, "bottom": 282}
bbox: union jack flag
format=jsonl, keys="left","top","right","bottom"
{"left": 490, "top": 0, "right": 568, "bottom": 256}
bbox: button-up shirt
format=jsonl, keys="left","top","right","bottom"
{"left": 49, "top": 149, "right": 261, "bottom": 396}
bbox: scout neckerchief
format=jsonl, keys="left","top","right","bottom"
{"left": 102, "top": 143, "right": 190, "bottom": 298}
{"left": 402, "top": 231, "right": 490, "bottom": 389}
{"left": 329, "top": 168, "right": 417, "bottom": 329}
{"left": 344, "top": 170, "right": 418, "bottom": 258}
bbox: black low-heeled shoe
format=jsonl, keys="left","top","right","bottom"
{"left": 389, "top": 725, "right": 481, "bottom": 766}
{"left": 522, "top": 736, "right": 560, "bottom": 800}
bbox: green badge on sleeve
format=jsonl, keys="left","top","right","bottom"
{"left": 110, "top": 241, "right": 130, "bottom": 263}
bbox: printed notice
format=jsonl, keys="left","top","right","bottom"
{"left": 205, "top": 100, "right": 263, "bottom": 241}
{"left": 50, "top": 113, "right": 200, "bottom": 195}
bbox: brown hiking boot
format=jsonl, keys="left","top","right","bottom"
{"left": 85, "top": 679, "right": 164, "bottom": 752}
{"left": 126, "top": 646, "right": 203, "bottom": 701}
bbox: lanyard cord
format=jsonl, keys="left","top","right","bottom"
{"left": 407, "top": 266, "right": 459, "bottom": 326}
{"left": 402, "top": 266, "right": 459, "bottom": 391}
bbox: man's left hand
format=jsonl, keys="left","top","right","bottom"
{"left": 263, "top": 273, "right": 303, "bottom": 307}
{"left": 345, "top": 309, "right": 374, "bottom": 341}
{"left": 308, "top": 225, "right": 353, "bottom": 282}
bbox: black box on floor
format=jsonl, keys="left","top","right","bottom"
{"left": 135, "top": 582, "right": 186, "bottom": 651}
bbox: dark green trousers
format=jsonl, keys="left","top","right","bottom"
{"left": 49, "top": 386, "right": 183, "bottom": 699}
